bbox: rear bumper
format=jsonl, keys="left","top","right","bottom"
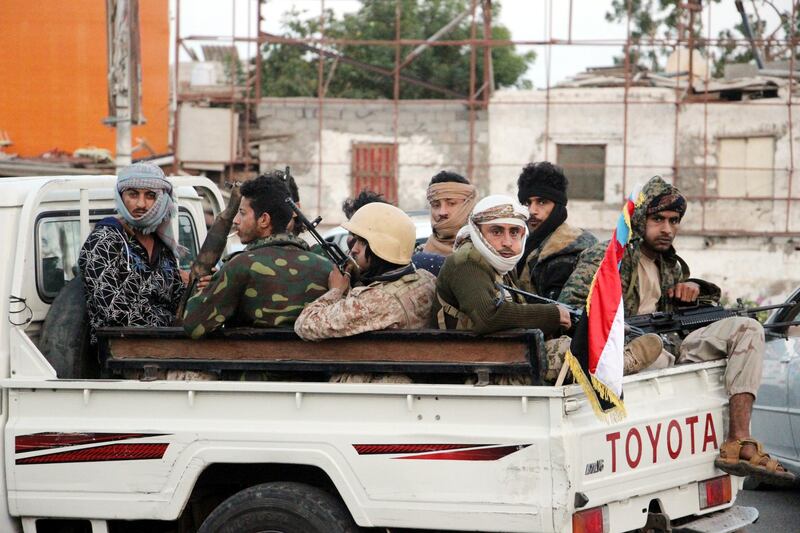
{"left": 673, "top": 505, "right": 759, "bottom": 533}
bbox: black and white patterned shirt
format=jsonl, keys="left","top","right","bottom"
{"left": 78, "top": 217, "right": 185, "bottom": 344}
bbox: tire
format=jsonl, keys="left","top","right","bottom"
{"left": 197, "top": 481, "right": 361, "bottom": 533}
{"left": 39, "top": 276, "right": 98, "bottom": 379}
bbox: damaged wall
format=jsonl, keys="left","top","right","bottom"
{"left": 256, "top": 98, "right": 488, "bottom": 225}
{"left": 489, "top": 85, "right": 800, "bottom": 301}
{"left": 490, "top": 86, "right": 799, "bottom": 234}
{"left": 255, "top": 86, "right": 797, "bottom": 301}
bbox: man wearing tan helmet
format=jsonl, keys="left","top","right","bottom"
{"left": 294, "top": 203, "right": 436, "bottom": 341}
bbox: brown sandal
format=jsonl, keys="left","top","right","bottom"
{"left": 714, "top": 438, "right": 796, "bottom": 486}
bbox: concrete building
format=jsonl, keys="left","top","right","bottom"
{"left": 254, "top": 76, "right": 799, "bottom": 302}
{"left": 489, "top": 78, "right": 799, "bottom": 303}
{"left": 257, "top": 98, "right": 488, "bottom": 224}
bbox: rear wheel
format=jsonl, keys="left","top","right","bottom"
{"left": 39, "top": 276, "right": 97, "bottom": 378}
{"left": 197, "top": 481, "right": 361, "bottom": 533}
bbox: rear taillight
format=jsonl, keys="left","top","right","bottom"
{"left": 699, "top": 474, "right": 732, "bottom": 509}
{"left": 572, "top": 505, "right": 608, "bottom": 533}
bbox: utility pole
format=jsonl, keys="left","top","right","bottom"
{"left": 106, "top": 0, "right": 143, "bottom": 169}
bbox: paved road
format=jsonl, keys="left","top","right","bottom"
{"left": 737, "top": 482, "right": 800, "bottom": 532}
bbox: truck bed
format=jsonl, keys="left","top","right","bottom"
{"left": 99, "top": 327, "right": 548, "bottom": 384}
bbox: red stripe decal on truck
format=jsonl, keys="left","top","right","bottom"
{"left": 16, "top": 432, "right": 167, "bottom": 453}
{"left": 354, "top": 444, "right": 494, "bottom": 455}
{"left": 354, "top": 444, "right": 529, "bottom": 461}
{"left": 16, "top": 443, "right": 168, "bottom": 465}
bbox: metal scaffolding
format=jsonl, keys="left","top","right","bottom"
{"left": 171, "top": 0, "right": 798, "bottom": 236}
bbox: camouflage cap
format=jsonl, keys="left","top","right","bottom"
{"left": 631, "top": 176, "right": 686, "bottom": 238}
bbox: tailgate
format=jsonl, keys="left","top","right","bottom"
{"left": 562, "top": 360, "right": 736, "bottom": 532}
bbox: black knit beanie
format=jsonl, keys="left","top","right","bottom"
{"left": 516, "top": 162, "right": 568, "bottom": 206}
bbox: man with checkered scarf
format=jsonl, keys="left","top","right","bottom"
{"left": 78, "top": 162, "right": 187, "bottom": 344}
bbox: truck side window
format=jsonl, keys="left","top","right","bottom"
{"left": 37, "top": 219, "right": 82, "bottom": 300}
{"left": 36, "top": 209, "right": 200, "bottom": 302}
{"left": 178, "top": 212, "right": 199, "bottom": 270}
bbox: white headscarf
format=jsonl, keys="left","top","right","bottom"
{"left": 454, "top": 194, "right": 529, "bottom": 275}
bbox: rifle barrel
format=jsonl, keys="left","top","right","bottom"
{"left": 284, "top": 197, "right": 352, "bottom": 274}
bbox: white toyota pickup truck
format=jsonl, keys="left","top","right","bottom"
{"left": 0, "top": 175, "right": 758, "bottom": 533}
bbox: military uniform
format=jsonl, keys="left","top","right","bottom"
{"left": 294, "top": 266, "right": 436, "bottom": 341}
{"left": 182, "top": 234, "right": 332, "bottom": 339}
{"left": 434, "top": 242, "right": 561, "bottom": 335}
{"left": 559, "top": 177, "right": 720, "bottom": 315}
{"left": 518, "top": 222, "right": 597, "bottom": 300}
{"left": 559, "top": 237, "right": 719, "bottom": 316}
{"left": 559, "top": 176, "right": 762, "bottom": 396}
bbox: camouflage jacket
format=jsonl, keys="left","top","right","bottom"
{"left": 433, "top": 242, "right": 561, "bottom": 336}
{"left": 559, "top": 176, "right": 720, "bottom": 315}
{"left": 518, "top": 222, "right": 597, "bottom": 300}
{"left": 182, "top": 234, "right": 332, "bottom": 338}
{"left": 294, "top": 265, "right": 436, "bottom": 341}
{"left": 559, "top": 240, "right": 720, "bottom": 316}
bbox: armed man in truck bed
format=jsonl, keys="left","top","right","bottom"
{"left": 433, "top": 194, "right": 661, "bottom": 383}
{"left": 515, "top": 161, "right": 597, "bottom": 300}
{"left": 559, "top": 175, "right": 795, "bottom": 486}
{"left": 294, "top": 202, "right": 436, "bottom": 342}
{"left": 182, "top": 172, "right": 332, "bottom": 338}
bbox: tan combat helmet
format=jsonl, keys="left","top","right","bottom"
{"left": 342, "top": 203, "right": 416, "bottom": 265}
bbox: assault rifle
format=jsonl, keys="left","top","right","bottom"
{"left": 627, "top": 300, "right": 799, "bottom": 338}
{"left": 284, "top": 187, "right": 356, "bottom": 275}
{"left": 495, "top": 283, "right": 582, "bottom": 324}
{"left": 496, "top": 283, "right": 647, "bottom": 337}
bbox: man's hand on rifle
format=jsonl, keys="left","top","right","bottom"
{"left": 668, "top": 281, "right": 700, "bottom": 303}
{"left": 557, "top": 305, "right": 572, "bottom": 330}
{"left": 195, "top": 267, "right": 218, "bottom": 292}
{"left": 328, "top": 268, "right": 351, "bottom": 293}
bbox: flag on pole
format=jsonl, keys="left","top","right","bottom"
{"left": 565, "top": 186, "right": 644, "bottom": 421}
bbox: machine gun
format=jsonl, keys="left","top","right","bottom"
{"left": 284, "top": 175, "right": 357, "bottom": 275}
{"left": 626, "top": 300, "right": 799, "bottom": 338}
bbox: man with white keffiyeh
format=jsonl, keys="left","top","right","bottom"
{"left": 433, "top": 194, "right": 572, "bottom": 336}
{"left": 78, "top": 162, "right": 188, "bottom": 344}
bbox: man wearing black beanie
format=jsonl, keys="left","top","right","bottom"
{"left": 515, "top": 162, "right": 597, "bottom": 300}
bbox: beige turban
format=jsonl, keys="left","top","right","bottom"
{"left": 422, "top": 182, "right": 478, "bottom": 256}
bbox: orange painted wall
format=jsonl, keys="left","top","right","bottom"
{"left": 0, "top": 1, "right": 169, "bottom": 157}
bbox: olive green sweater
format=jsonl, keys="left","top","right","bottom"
{"left": 433, "top": 242, "right": 562, "bottom": 335}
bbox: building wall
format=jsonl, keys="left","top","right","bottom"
{"left": 489, "top": 86, "right": 799, "bottom": 234}
{"left": 255, "top": 89, "right": 798, "bottom": 302}
{"left": 0, "top": 1, "right": 169, "bottom": 157}
{"left": 489, "top": 86, "right": 800, "bottom": 302}
{"left": 257, "top": 99, "right": 488, "bottom": 225}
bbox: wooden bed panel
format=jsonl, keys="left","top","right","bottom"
{"left": 107, "top": 337, "right": 529, "bottom": 364}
